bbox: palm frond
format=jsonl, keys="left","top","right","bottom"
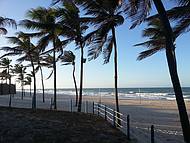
{"left": 137, "top": 46, "right": 165, "bottom": 60}
{"left": 125, "top": 0, "right": 152, "bottom": 29}
{"left": 0, "top": 52, "right": 22, "bottom": 59}
{"left": 37, "top": 34, "right": 51, "bottom": 52}
{"left": 174, "top": 17, "right": 190, "bottom": 36}
{"left": 60, "top": 50, "right": 75, "bottom": 64}
{"left": 0, "top": 28, "right": 7, "bottom": 35}
{"left": 46, "top": 70, "right": 53, "bottom": 80}
{"left": 0, "top": 17, "right": 17, "bottom": 28}
{"left": 103, "top": 36, "right": 114, "bottom": 64}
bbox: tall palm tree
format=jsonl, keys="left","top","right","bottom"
{"left": 35, "top": 61, "right": 46, "bottom": 102}
{"left": 0, "top": 32, "right": 38, "bottom": 109}
{"left": 75, "top": 0, "right": 124, "bottom": 119}
{"left": 54, "top": 1, "right": 93, "bottom": 112}
{"left": 20, "top": 7, "right": 68, "bottom": 110}
{"left": 60, "top": 50, "right": 78, "bottom": 106}
{"left": 127, "top": 0, "right": 190, "bottom": 142}
{"left": 27, "top": 48, "right": 47, "bottom": 102}
{"left": 0, "top": 16, "right": 16, "bottom": 35}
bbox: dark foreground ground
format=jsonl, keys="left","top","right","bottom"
{"left": 0, "top": 107, "right": 129, "bottom": 143}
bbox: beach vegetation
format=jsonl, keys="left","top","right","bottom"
{"left": 60, "top": 50, "right": 78, "bottom": 106}
{"left": 20, "top": 7, "right": 66, "bottom": 110}
{"left": 0, "top": 33, "right": 38, "bottom": 109}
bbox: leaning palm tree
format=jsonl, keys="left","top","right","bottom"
{"left": 126, "top": 0, "right": 190, "bottom": 142}
{"left": 1, "top": 32, "right": 38, "bottom": 109}
{"left": 0, "top": 16, "right": 16, "bottom": 35}
{"left": 34, "top": 59, "right": 46, "bottom": 103}
{"left": 20, "top": 7, "right": 68, "bottom": 110}
{"left": 60, "top": 50, "right": 78, "bottom": 106}
{"left": 76, "top": 0, "right": 124, "bottom": 119}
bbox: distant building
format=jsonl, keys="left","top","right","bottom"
{"left": 0, "top": 84, "right": 16, "bottom": 95}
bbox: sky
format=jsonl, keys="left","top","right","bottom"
{"left": 0, "top": 0, "right": 190, "bottom": 89}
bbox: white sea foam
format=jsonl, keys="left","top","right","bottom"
{"left": 18, "top": 88, "right": 190, "bottom": 101}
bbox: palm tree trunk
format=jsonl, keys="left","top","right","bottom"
{"left": 73, "top": 64, "right": 78, "bottom": 106}
{"left": 111, "top": 27, "right": 120, "bottom": 125}
{"left": 24, "top": 88, "right": 25, "bottom": 96}
{"left": 78, "top": 42, "right": 84, "bottom": 112}
{"left": 8, "top": 78, "right": 12, "bottom": 107}
{"left": 40, "top": 66, "right": 45, "bottom": 103}
{"left": 8, "top": 66, "right": 12, "bottom": 107}
{"left": 31, "top": 59, "right": 36, "bottom": 110}
{"left": 21, "top": 83, "right": 24, "bottom": 100}
{"left": 53, "top": 38, "right": 57, "bottom": 110}
{"left": 153, "top": 0, "right": 190, "bottom": 142}
{"left": 30, "top": 84, "right": 31, "bottom": 97}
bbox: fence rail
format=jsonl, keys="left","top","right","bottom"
{"left": 50, "top": 99, "right": 156, "bottom": 143}
{"left": 93, "top": 102, "right": 155, "bottom": 143}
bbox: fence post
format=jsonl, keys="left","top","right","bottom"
{"left": 93, "top": 102, "right": 94, "bottom": 114}
{"left": 98, "top": 103, "right": 100, "bottom": 116}
{"left": 151, "top": 125, "right": 154, "bottom": 143}
{"left": 127, "top": 115, "right": 130, "bottom": 140}
{"left": 50, "top": 97, "right": 53, "bottom": 110}
{"left": 9, "top": 94, "right": 12, "bottom": 108}
{"left": 71, "top": 99, "right": 72, "bottom": 112}
{"left": 86, "top": 101, "right": 88, "bottom": 113}
{"left": 105, "top": 105, "right": 107, "bottom": 121}
{"left": 113, "top": 110, "right": 116, "bottom": 127}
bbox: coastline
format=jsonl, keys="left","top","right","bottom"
{"left": 0, "top": 91, "right": 189, "bottom": 143}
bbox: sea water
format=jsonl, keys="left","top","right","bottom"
{"left": 27, "top": 87, "right": 190, "bottom": 101}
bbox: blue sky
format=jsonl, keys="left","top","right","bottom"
{"left": 0, "top": 0, "right": 190, "bottom": 89}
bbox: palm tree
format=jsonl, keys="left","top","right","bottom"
{"left": 25, "top": 74, "right": 32, "bottom": 97}
{"left": 0, "top": 69, "right": 10, "bottom": 84}
{"left": 0, "top": 16, "right": 16, "bottom": 35}
{"left": 54, "top": 1, "right": 104, "bottom": 112}
{"left": 0, "top": 58, "right": 13, "bottom": 107}
{"left": 20, "top": 7, "right": 68, "bottom": 110}
{"left": 75, "top": 0, "right": 124, "bottom": 119}
{"left": 127, "top": 0, "right": 190, "bottom": 142}
{"left": 28, "top": 48, "right": 47, "bottom": 102}
{"left": 35, "top": 60, "right": 46, "bottom": 102}
{"left": 12, "top": 64, "right": 26, "bottom": 100}
{"left": 0, "top": 58, "right": 12, "bottom": 84}
{"left": 60, "top": 50, "right": 78, "bottom": 106}
{"left": 1, "top": 32, "right": 38, "bottom": 109}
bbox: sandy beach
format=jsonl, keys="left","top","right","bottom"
{"left": 0, "top": 92, "right": 189, "bottom": 143}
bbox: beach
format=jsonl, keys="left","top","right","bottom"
{"left": 0, "top": 92, "right": 189, "bottom": 143}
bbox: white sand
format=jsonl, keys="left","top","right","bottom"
{"left": 0, "top": 92, "right": 189, "bottom": 143}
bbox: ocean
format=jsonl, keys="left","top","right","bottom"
{"left": 31, "top": 87, "right": 190, "bottom": 101}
